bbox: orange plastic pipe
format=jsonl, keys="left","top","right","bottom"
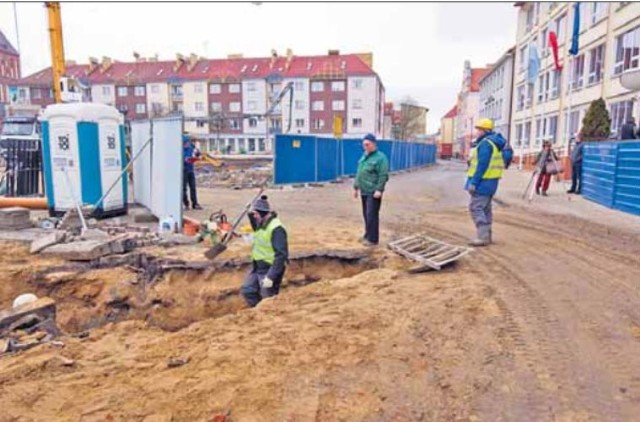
{"left": 0, "top": 197, "right": 48, "bottom": 209}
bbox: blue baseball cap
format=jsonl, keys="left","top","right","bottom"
{"left": 182, "top": 134, "right": 191, "bottom": 143}
{"left": 363, "top": 133, "right": 377, "bottom": 142}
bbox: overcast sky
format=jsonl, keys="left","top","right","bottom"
{"left": 0, "top": 2, "right": 517, "bottom": 131}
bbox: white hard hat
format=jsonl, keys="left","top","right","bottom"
{"left": 13, "top": 293, "right": 38, "bottom": 309}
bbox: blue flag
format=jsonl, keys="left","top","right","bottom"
{"left": 569, "top": 2, "right": 580, "bottom": 56}
{"left": 527, "top": 44, "right": 540, "bottom": 84}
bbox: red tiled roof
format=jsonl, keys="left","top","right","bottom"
{"left": 470, "top": 68, "right": 490, "bottom": 92}
{"left": 15, "top": 53, "right": 376, "bottom": 87}
{"left": 0, "top": 30, "right": 19, "bottom": 56}
{"left": 443, "top": 105, "right": 458, "bottom": 119}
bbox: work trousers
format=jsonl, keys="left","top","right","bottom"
{"left": 570, "top": 162, "right": 582, "bottom": 194}
{"left": 536, "top": 172, "right": 552, "bottom": 193}
{"left": 469, "top": 192, "right": 492, "bottom": 241}
{"left": 361, "top": 194, "right": 382, "bottom": 244}
{"left": 241, "top": 268, "right": 282, "bottom": 307}
{"left": 183, "top": 170, "right": 198, "bottom": 207}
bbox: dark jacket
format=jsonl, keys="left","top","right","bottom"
{"left": 465, "top": 131, "right": 507, "bottom": 196}
{"left": 570, "top": 141, "right": 584, "bottom": 164}
{"left": 620, "top": 123, "right": 637, "bottom": 140}
{"left": 248, "top": 212, "right": 289, "bottom": 281}
{"left": 354, "top": 149, "right": 389, "bottom": 195}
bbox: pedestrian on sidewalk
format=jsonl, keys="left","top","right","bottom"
{"left": 353, "top": 133, "right": 389, "bottom": 247}
{"left": 619, "top": 117, "right": 637, "bottom": 140}
{"left": 241, "top": 195, "right": 289, "bottom": 307}
{"left": 568, "top": 134, "right": 584, "bottom": 194}
{"left": 183, "top": 134, "right": 203, "bottom": 210}
{"left": 465, "top": 118, "right": 506, "bottom": 247}
{"left": 534, "top": 141, "right": 559, "bottom": 196}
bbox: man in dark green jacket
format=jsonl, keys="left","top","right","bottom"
{"left": 353, "top": 133, "right": 389, "bottom": 246}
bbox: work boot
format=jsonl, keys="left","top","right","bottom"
{"left": 469, "top": 238, "right": 490, "bottom": 247}
{"left": 536, "top": 188, "right": 540, "bottom": 195}
{"left": 192, "top": 204, "right": 203, "bottom": 210}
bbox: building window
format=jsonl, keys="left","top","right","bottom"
{"left": 196, "top": 120, "right": 206, "bottom": 128}
{"left": 247, "top": 82, "right": 256, "bottom": 92}
{"left": 525, "top": 83, "right": 533, "bottom": 108}
{"left": 610, "top": 100, "right": 634, "bottom": 136}
{"left": 117, "top": 87, "right": 128, "bottom": 97}
{"left": 150, "top": 84, "right": 160, "bottom": 94}
{"left": 587, "top": 44, "right": 605, "bottom": 85}
{"left": 331, "top": 81, "right": 345, "bottom": 92}
{"left": 311, "top": 81, "right": 324, "bottom": 92}
{"left": 537, "top": 75, "right": 545, "bottom": 102}
{"left": 194, "top": 102, "right": 204, "bottom": 112}
{"left": 294, "top": 81, "right": 304, "bottom": 91}
{"left": 229, "top": 119, "right": 240, "bottom": 130}
{"left": 313, "top": 119, "right": 325, "bottom": 130}
{"left": 526, "top": 6, "right": 535, "bottom": 33}
{"left": 352, "top": 118, "right": 363, "bottom": 128}
{"left": 569, "top": 54, "right": 585, "bottom": 90}
{"left": 230, "top": 101, "right": 241, "bottom": 112}
{"left": 551, "top": 69, "right": 562, "bottom": 99}
{"left": 555, "top": 13, "right": 567, "bottom": 44}
{"left": 516, "top": 84, "right": 525, "bottom": 111}
{"left": 591, "top": 2, "right": 608, "bottom": 26}
{"left": 32, "top": 89, "right": 41, "bottom": 100}
{"left": 519, "top": 45, "right": 527, "bottom": 73}
{"left": 211, "top": 102, "right": 222, "bottom": 112}
{"left": 134, "top": 86, "right": 145, "bottom": 97}
{"left": 247, "top": 100, "right": 257, "bottom": 111}
{"left": 332, "top": 100, "right": 345, "bottom": 111}
{"left": 229, "top": 83, "right": 241, "bottom": 93}
{"left": 535, "top": 118, "right": 545, "bottom": 145}
{"left": 295, "top": 118, "right": 305, "bottom": 128}
{"left": 249, "top": 118, "right": 258, "bottom": 128}
{"left": 210, "top": 84, "right": 221, "bottom": 94}
{"left": 566, "top": 109, "right": 581, "bottom": 138}
{"left": 578, "top": 2, "right": 588, "bottom": 32}
{"left": 547, "top": 115, "right": 558, "bottom": 144}
{"left": 515, "top": 123, "right": 523, "bottom": 147}
{"left": 613, "top": 25, "right": 640, "bottom": 75}
{"left": 312, "top": 100, "right": 324, "bottom": 111}
{"left": 294, "top": 100, "right": 305, "bottom": 110}
{"left": 352, "top": 79, "right": 364, "bottom": 89}
{"left": 135, "top": 103, "right": 146, "bottom": 114}
{"left": 102, "top": 86, "right": 111, "bottom": 96}
{"left": 352, "top": 99, "right": 363, "bottom": 109}
{"left": 194, "top": 83, "right": 204, "bottom": 93}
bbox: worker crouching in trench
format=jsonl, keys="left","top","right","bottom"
{"left": 241, "top": 195, "right": 289, "bottom": 307}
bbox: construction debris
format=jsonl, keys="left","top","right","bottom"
{"left": 0, "top": 207, "right": 32, "bottom": 230}
{"left": 388, "top": 233, "right": 472, "bottom": 272}
{"left": 0, "top": 297, "right": 56, "bottom": 335}
{"left": 30, "top": 231, "right": 67, "bottom": 254}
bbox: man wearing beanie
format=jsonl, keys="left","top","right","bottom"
{"left": 241, "top": 195, "right": 289, "bottom": 307}
{"left": 353, "top": 133, "right": 389, "bottom": 246}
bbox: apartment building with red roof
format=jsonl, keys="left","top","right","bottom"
{"left": 455, "top": 60, "right": 492, "bottom": 157}
{"left": 0, "top": 29, "right": 21, "bottom": 123}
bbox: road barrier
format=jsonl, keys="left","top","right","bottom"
{"left": 582, "top": 140, "right": 640, "bottom": 216}
{"left": 274, "top": 134, "right": 437, "bottom": 185}
{"left": 0, "top": 138, "right": 43, "bottom": 197}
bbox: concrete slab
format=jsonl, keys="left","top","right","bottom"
{"left": 42, "top": 239, "right": 115, "bottom": 261}
{"left": 0, "top": 228, "right": 51, "bottom": 243}
{"left": 0, "top": 297, "right": 56, "bottom": 334}
{"left": 30, "top": 231, "right": 67, "bottom": 254}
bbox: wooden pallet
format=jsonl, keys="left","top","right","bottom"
{"left": 388, "top": 233, "right": 472, "bottom": 272}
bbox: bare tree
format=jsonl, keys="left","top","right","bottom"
{"left": 396, "top": 96, "right": 428, "bottom": 141}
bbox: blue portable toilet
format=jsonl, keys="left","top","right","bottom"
{"left": 41, "top": 103, "right": 128, "bottom": 218}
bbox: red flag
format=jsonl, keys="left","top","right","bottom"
{"left": 549, "top": 31, "right": 563, "bottom": 70}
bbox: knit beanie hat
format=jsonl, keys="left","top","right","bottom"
{"left": 253, "top": 195, "right": 271, "bottom": 213}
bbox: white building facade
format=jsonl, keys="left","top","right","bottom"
{"left": 479, "top": 48, "right": 515, "bottom": 138}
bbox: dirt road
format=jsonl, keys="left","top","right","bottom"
{"left": 1, "top": 163, "right": 639, "bottom": 421}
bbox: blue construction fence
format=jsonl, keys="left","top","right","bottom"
{"left": 582, "top": 140, "right": 640, "bottom": 216}
{"left": 274, "top": 134, "right": 437, "bottom": 185}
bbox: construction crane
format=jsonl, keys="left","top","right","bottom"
{"left": 45, "top": 2, "right": 81, "bottom": 103}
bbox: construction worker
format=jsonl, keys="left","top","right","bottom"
{"left": 183, "top": 134, "right": 202, "bottom": 210}
{"left": 353, "top": 133, "right": 389, "bottom": 246}
{"left": 241, "top": 195, "right": 289, "bottom": 307}
{"left": 465, "top": 118, "right": 506, "bottom": 246}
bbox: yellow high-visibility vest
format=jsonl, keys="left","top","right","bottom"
{"left": 251, "top": 217, "right": 284, "bottom": 265}
{"left": 467, "top": 139, "right": 504, "bottom": 180}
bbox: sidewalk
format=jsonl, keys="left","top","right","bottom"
{"left": 496, "top": 167, "right": 640, "bottom": 235}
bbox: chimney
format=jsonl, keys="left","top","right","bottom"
{"left": 133, "top": 51, "right": 141, "bottom": 61}
{"left": 270, "top": 49, "right": 277, "bottom": 69}
{"left": 328, "top": 49, "right": 340, "bottom": 56}
{"left": 100, "top": 56, "right": 113, "bottom": 73}
{"left": 227, "top": 53, "right": 243, "bottom": 59}
{"left": 65, "top": 59, "right": 76, "bottom": 66}
{"left": 174, "top": 53, "right": 185, "bottom": 72}
{"left": 149, "top": 54, "right": 159, "bottom": 62}
{"left": 357, "top": 52, "right": 373, "bottom": 69}
{"left": 86, "top": 56, "right": 99, "bottom": 75}
{"left": 187, "top": 53, "right": 199, "bottom": 71}
{"left": 285, "top": 48, "right": 293, "bottom": 70}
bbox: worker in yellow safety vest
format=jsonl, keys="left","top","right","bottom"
{"left": 465, "top": 118, "right": 507, "bottom": 246}
{"left": 241, "top": 195, "right": 289, "bottom": 307}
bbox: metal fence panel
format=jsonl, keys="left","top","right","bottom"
{"left": 274, "top": 134, "right": 316, "bottom": 184}
{"left": 0, "top": 138, "right": 43, "bottom": 197}
{"left": 317, "top": 137, "right": 339, "bottom": 182}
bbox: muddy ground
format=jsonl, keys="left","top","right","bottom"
{"left": 1, "top": 163, "right": 640, "bottom": 421}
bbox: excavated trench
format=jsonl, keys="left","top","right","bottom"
{"left": 18, "top": 250, "right": 378, "bottom": 334}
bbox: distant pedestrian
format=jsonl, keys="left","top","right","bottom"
{"left": 620, "top": 117, "right": 637, "bottom": 140}
{"left": 535, "top": 141, "right": 559, "bottom": 196}
{"left": 568, "top": 134, "right": 584, "bottom": 195}
{"left": 183, "top": 134, "right": 203, "bottom": 210}
{"left": 353, "top": 133, "right": 389, "bottom": 246}
{"left": 465, "top": 118, "right": 506, "bottom": 246}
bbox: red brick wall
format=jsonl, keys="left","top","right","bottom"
{"left": 115, "top": 85, "right": 148, "bottom": 120}
{"left": 208, "top": 82, "right": 243, "bottom": 134}
{"left": 309, "top": 79, "right": 347, "bottom": 134}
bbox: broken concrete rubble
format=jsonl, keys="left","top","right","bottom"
{"left": 0, "top": 297, "right": 56, "bottom": 335}
{"left": 0, "top": 207, "right": 32, "bottom": 230}
{"left": 30, "top": 231, "right": 67, "bottom": 254}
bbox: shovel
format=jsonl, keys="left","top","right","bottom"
{"left": 204, "top": 187, "right": 265, "bottom": 260}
